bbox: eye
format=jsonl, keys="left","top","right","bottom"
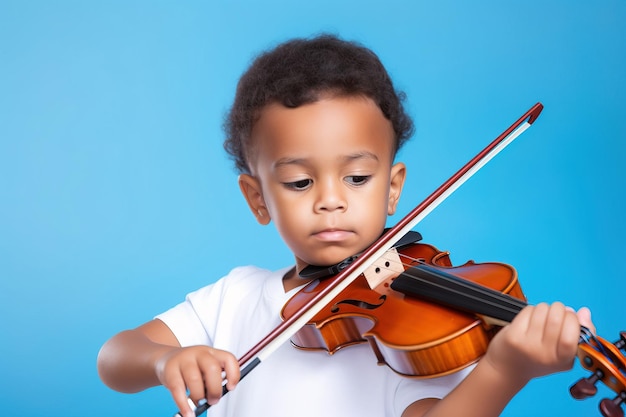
{"left": 283, "top": 179, "right": 312, "bottom": 190}
{"left": 345, "top": 175, "right": 371, "bottom": 186}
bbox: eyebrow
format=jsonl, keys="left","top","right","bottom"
{"left": 343, "top": 151, "right": 380, "bottom": 163}
{"left": 272, "top": 151, "right": 380, "bottom": 170}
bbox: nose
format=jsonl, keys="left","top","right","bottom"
{"left": 314, "top": 179, "right": 347, "bottom": 213}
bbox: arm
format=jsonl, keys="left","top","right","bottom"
{"left": 402, "top": 303, "right": 594, "bottom": 417}
{"left": 97, "top": 319, "right": 240, "bottom": 417}
{"left": 97, "top": 320, "right": 179, "bottom": 393}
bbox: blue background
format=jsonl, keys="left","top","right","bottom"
{"left": 1, "top": 1, "right": 624, "bottom": 416}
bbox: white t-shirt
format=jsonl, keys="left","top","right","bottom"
{"left": 156, "top": 265, "right": 471, "bottom": 417}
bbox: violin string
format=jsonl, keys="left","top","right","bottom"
{"left": 398, "top": 269, "right": 524, "bottom": 320}
{"left": 374, "top": 249, "right": 527, "bottom": 319}
{"left": 370, "top": 252, "right": 626, "bottom": 379}
{"left": 397, "top": 251, "right": 526, "bottom": 316}
{"left": 376, "top": 249, "right": 604, "bottom": 348}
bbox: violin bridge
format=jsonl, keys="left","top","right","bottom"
{"left": 477, "top": 314, "right": 509, "bottom": 328}
{"left": 363, "top": 248, "right": 404, "bottom": 289}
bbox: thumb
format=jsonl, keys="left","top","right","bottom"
{"left": 576, "top": 306, "right": 595, "bottom": 334}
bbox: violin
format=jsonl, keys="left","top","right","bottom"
{"left": 282, "top": 237, "right": 626, "bottom": 417}
{"left": 175, "top": 103, "right": 626, "bottom": 417}
{"left": 282, "top": 234, "right": 523, "bottom": 378}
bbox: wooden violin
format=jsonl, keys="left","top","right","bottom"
{"left": 282, "top": 235, "right": 523, "bottom": 378}
{"left": 175, "top": 103, "right": 626, "bottom": 417}
{"left": 282, "top": 237, "right": 626, "bottom": 416}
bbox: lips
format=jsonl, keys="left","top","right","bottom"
{"left": 312, "top": 228, "right": 354, "bottom": 242}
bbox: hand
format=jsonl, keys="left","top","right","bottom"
{"left": 483, "top": 302, "right": 589, "bottom": 385}
{"left": 154, "top": 345, "right": 240, "bottom": 417}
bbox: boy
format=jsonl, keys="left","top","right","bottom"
{"left": 97, "top": 34, "right": 592, "bottom": 417}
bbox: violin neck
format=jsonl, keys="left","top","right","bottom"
{"left": 390, "top": 264, "right": 527, "bottom": 325}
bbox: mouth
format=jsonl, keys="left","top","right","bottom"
{"left": 311, "top": 228, "right": 355, "bottom": 242}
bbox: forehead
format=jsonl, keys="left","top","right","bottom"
{"left": 248, "top": 96, "right": 395, "bottom": 170}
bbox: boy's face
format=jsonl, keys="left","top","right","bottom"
{"left": 239, "top": 95, "right": 406, "bottom": 272}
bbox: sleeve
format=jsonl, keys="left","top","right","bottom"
{"left": 391, "top": 365, "right": 475, "bottom": 416}
{"left": 155, "top": 277, "right": 227, "bottom": 347}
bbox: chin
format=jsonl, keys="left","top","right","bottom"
{"left": 304, "top": 248, "right": 358, "bottom": 268}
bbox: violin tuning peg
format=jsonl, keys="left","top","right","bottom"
{"left": 599, "top": 392, "right": 626, "bottom": 417}
{"left": 570, "top": 369, "right": 603, "bottom": 399}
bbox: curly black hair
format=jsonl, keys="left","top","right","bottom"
{"left": 223, "top": 34, "right": 414, "bottom": 174}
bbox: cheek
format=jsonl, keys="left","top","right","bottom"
{"left": 350, "top": 188, "right": 390, "bottom": 228}
{"left": 365, "top": 182, "right": 393, "bottom": 216}
{"left": 270, "top": 208, "right": 310, "bottom": 256}
{"left": 266, "top": 193, "right": 308, "bottom": 230}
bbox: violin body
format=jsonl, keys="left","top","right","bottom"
{"left": 281, "top": 242, "right": 526, "bottom": 378}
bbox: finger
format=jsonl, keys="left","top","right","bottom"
{"left": 169, "top": 376, "right": 195, "bottom": 417}
{"left": 576, "top": 306, "right": 595, "bottom": 334}
{"left": 198, "top": 353, "right": 227, "bottom": 405}
{"left": 558, "top": 309, "right": 581, "bottom": 362}
{"left": 182, "top": 362, "right": 207, "bottom": 407}
{"left": 221, "top": 352, "right": 241, "bottom": 391}
{"left": 542, "top": 302, "right": 566, "bottom": 350}
{"left": 526, "top": 302, "right": 550, "bottom": 343}
{"left": 509, "top": 304, "right": 534, "bottom": 333}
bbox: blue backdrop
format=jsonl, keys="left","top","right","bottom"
{"left": 1, "top": 1, "right": 624, "bottom": 416}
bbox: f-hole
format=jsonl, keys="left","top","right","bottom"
{"left": 331, "top": 295, "right": 387, "bottom": 313}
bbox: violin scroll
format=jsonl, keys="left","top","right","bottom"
{"left": 570, "top": 330, "right": 626, "bottom": 417}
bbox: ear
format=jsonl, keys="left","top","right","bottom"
{"left": 387, "top": 162, "right": 406, "bottom": 215}
{"left": 238, "top": 174, "right": 271, "bottom": 225}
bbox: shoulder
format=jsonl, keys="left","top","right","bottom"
{"left": 221, "top": 265, "right": 276, "bottom": 285}
{"left": 185, "top": 265, "right": 287, "bottom": 307}
{"left": 205, "top": 265, "right": 278, "bottom": 298}
{"left": 155, "top": 265, "right": 286, "bottom": 347}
